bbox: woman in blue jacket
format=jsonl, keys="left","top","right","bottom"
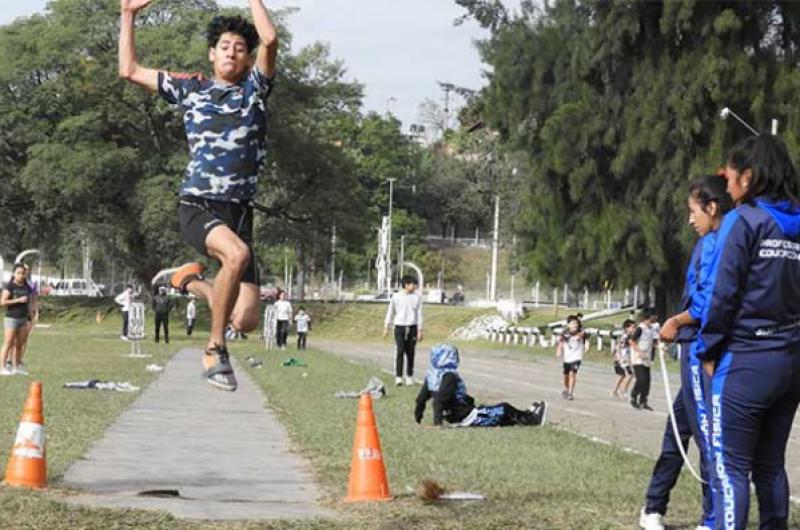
{"left": 640, "top": 175, "right": 732, "bottom": 530}
{"left": 700, "top": 135, "right": 800, "bottom": 530}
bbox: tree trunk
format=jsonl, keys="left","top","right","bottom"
{"left": 655, "top": 266, "right": 684, "bottom": 322}
{"left": 296, "top": 243, "right": 306, "bottom": 301}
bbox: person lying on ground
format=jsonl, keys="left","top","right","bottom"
{"left": 414, "top": 343, "right": 547, "bottom": 427}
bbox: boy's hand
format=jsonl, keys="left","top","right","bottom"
{"left": 417, "top": 330, "right": 423, "bottom": 343}
{"left": 382, "top": 327, "right": 388, "bottom": 339}
{"left": 121, "top": 0, "right": 153, "bottom": 14}
{"left": 17, "top": 296, "right": 28, "bottom": 304}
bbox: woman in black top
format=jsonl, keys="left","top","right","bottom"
{"left": 1, "top": 264, "right": 33, "bottom": 375}
{"left": 414, "top": 344, "right": 548, "bottom": 427}
{"left": 12, "top": 263, "right": 39, "bottom": 374}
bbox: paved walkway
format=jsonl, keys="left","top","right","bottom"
{"left": 314, "top": 339, "right": 800, "bottom": 492}
{"left": 63, "top": 348, "right": 331, "bottom": 521}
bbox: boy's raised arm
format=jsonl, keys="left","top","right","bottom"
{"left": 119, "top": 0, "right": 160, "bottom": 91}
{"left": 249, "top": 0, "right": 278, "bottom": 77}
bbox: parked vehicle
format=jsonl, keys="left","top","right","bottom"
{"left": 50, "top": 278, "right": 104, "bottom": 297}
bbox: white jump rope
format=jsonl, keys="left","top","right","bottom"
{"left": 657, "top": 342, "right": 707, "bottom": 484}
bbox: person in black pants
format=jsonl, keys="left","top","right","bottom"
{"left": 152, "top": 286, "right": 173, "bottom": 344}
{"left": 273, "top": 291, "right": 292, "bottom": 350}
{"left": 630, "top": 312, "right": 656, "bottom": 411}
{"left": 383, "top": 276, "right": 423, "bottom": 386}
{"left": 394, "top": 325, "right": 417, "bottom": 382}
{"left": 114, "top": 285, "right": 133, "bottom": 340}
{"left": 294, "top": 307, "right": 310, "bottom": 350}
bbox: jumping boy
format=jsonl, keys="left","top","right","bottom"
{"left": 556, "top": 315, "right": 586, "bottom": 400}
{"left": 119, "top": 0, "right": 278, "bottom": 391}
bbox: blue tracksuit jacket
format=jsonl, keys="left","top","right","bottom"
{"left": 699, "top": 198, "right": 800, "bottom": 530}
{"left": 646, "top": 235, "right": 716, "bottom": 527}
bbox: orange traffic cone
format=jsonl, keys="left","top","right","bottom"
{"left": 344, "top": 394, "right": 391, "bottom": 502}
{"left": 4, "top": 382, "right": 47, "bottom": 488}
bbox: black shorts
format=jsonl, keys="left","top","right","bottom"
{"left": 178, "top": 196, "right": 259, "bottom": 285}
{"left": 563, "top": 361, "right": 582, "bottom": 374}
{"left": 613, "top": 362, "right": 625, "bottom": 376}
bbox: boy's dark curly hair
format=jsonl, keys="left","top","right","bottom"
{"left": 207, "top": 15, "right": 259, "bottom": 53}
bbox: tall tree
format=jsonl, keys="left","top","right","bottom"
{"left": 459, "top": 0, "right": 800, "bottom": 313}
{"left": 0, "top": 0, "right": 372, "bottom": 291}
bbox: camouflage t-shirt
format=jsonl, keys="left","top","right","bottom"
{"left": 158, "top": 67, "right": 274, "bottom": 202}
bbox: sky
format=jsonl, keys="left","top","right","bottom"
{"left": 0, "top": 0, "right": 522, "bottom": 133}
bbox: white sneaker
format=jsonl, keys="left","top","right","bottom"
{"left": 0, "top": 367, "right": 12, "bottom": 376}
{"left": 404, "top": 376, "right": 414, "bottom": 386}
{"left": 14, "top": 366, "right": 28, "bottom": 375}
{"left": 639, "top": 508, "right": 665, "bottom": 530}
{"left": 395, "top": 377, "right": 403, "bottom": 386}
{"left": 120, "top": 335, "right": 129, "bottom": 341}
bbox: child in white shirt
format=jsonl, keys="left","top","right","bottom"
{"left": 556, "top": 315, "right": 586, "bottom": 400}
{"left": 294, "top": 307, "right": 310, "bottom": 350}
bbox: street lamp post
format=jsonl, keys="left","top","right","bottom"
{"left": 720, "top": 107, "right": 779, "bottom": 135}
{"left": 330, "top": 224, "right": 336, "bottom": 287}
{"left": 386, "top": 97, "right": 397, "bottom": 116}
{"left": 386, "top": 178, "right": 397, "bottom": 293}
{"left": 283, "top": 243, "right": 289, "bottom": 288}
{"left": 490, "top": 195, "right": 500, "bottom": 301}
{"left": 399, "top": 234, "right": 405, "bottom": 287}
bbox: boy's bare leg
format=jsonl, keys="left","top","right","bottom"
{"left": 230, "top": 284, "right": 260, "bottom": 333}
{"left": 203, "top": 226, "right": 250, "bottom": 350}
{"left": 183, "top": 265, "right": 259, "bottom": 336}
{"left": 186, "top": 279, "right": 214, "bottom": 310}
{"left": 568, "top": 372, "right": 577, "bottom": 394}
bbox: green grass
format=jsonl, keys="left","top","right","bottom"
{"left": 0, "top": 304, "right": 786, "bottom": 528}
{"left": 307, "top": 302, "right": 487, "bottom": 343}
{"left": 583, "top": 312, "right": 636, "bottom": 330}
{"left": 307, "top": 301, "right": 582, "bottom": 343}
{"left": 232, "top": 346, "right": 760, "bottom": 529}
{"left": 0, "top": 321, "right": 179, "bottom": 480}
{"left": 0, "top": 315, "right": 332, "bottom": 529}
{"left": 435, "top": 245, "right": 511, "bottom": 298}
{"left": 306, "top": 301, "right": 654, "bottom": 368}
{"left": 304, "top": 301, "right": 690, "bottom": 376}
{"left": 0, "top": 317, "right": 198, "bottom": 529}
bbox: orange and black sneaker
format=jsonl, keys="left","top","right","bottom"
{"left": 203, "top": 344, "right": 237, "bottom": 392}
{"left": 151, "top": 263, "right": 205, "bottom": 294}
{"left": 171, "top": 263, "right": 205, "bottom": 292}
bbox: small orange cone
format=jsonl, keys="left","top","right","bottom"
{"left": 344, "top": 394, "right": 391, "bottom": 502}
{"left": 4, "top": 382, "right": 47, "bottom": 488}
